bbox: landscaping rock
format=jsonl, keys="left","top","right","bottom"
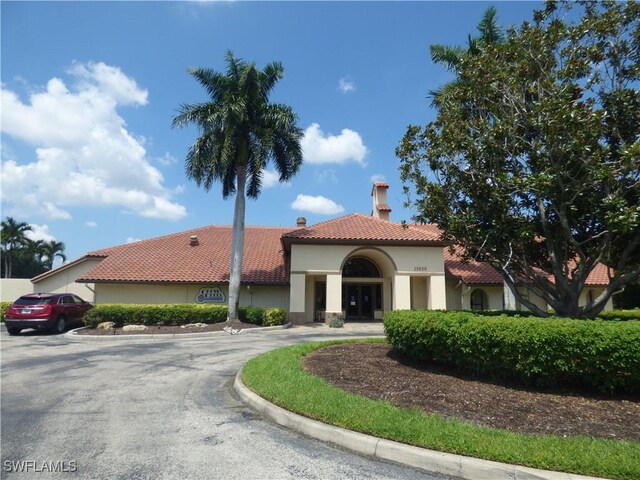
{"left": 97, "top": 322, "right": 115, "bottom": 330}
{"left": 180, "top": 323, "right": 208, "bottom": 328}
{"left": 122, "top": 324, "right": 148, "bottom": 332}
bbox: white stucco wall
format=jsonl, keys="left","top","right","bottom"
{"left": 290, "top": 244, "right": 445, "bottom": 275}
{"left": 94, "top": 283, "right": 289, "bottom": 309}
{"left": 31, "top": 259, "right": 101, "bottom": 302}
{"left": 0, "top": 279, "right": 34, "bottom": 302}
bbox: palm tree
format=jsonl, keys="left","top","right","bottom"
{"left": 172, "top": 51, "right": 303, "bottom": 322}
{"left": 0, "top": 217, "right": 33, "bottom": 278}
{"left": 38, "top": 240, "right": 67, "bottom": 270}
{"left": 429, "top": 6, "right": 504, "bottom": 108}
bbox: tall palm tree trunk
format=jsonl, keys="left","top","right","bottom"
{"left": 4, "top": 252, "right": 11, "bottom": 279}
{"left": 227, "top": 164, "right": 247, "bottom": 322}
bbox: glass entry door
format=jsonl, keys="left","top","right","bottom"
{"left": 344, "top": 285, "right": 374, "bottom": 320}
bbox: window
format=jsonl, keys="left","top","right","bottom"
{"left": 342, "top": 257, "right": 381, "bottom": 277}
{"left": 60, "top": 296, "right": 75, "bottom": 305}
{"left": 470, "top": 289, "right": 487, "bottom": 311}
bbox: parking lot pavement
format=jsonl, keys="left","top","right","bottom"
{"left": 1, "top": 324, "right": 449, "bottom": 480}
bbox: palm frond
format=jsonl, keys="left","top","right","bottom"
{"left": 430, "top": 44, "right": 465, "bottom": 72}
{"left": 477, "top": 6, "right": 503, "bottom": 45}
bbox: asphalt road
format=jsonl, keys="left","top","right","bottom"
{"left": 1, "top": 324, "right": 449, "bottom": 480}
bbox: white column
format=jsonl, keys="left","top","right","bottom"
{"left": 393, "top": 274, "right": 411, "bottom": 310}
{"left": 428, "top": 275, "right": 447, "bottom": 310}
{"left": 289, "top": 273, "right": 306, "bottom": 324}
{"left": 326, "top": 273, "right": 342, "bottom": 318}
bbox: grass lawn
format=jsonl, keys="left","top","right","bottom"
{"left": 242, "top": 339, "right": 640, "bottom": 480}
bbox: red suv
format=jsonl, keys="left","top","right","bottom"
{"left": 4, "top": 293, "right": 93, "bottom": 335}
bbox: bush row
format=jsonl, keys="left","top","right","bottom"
{"left": 82, "top": 304, "right": 288, "bottom": 328}
{"left": 457, "top": 309, "right": 640, "bottom": 321}
{"left": 597, "top": 309, "right": 640, "bottom": 322}
{"left": 383, "top": 310, "right": 640, "bottom": 394}
{"left": 0, "top": 301, "right": 11, "bottom": 322}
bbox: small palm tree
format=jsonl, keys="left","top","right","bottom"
{"left": 38, "top": 240, "right": 67, "bottom": 270}
{"left": 429, "top": 6, "right": 504, "bottom": 108}
{"left": 0, "top": 217, "right": 33, "bottom": 278}
{"left": 173, "top": 51, "right": 303, "bottom": 322}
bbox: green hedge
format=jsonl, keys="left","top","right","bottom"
{"left": 597, "top": 310, "right": 640, "bottom": 322}
{"left": 384, "top": 310, "right": 640, "bottom": 395}
{"left": 0, "top": 301, "right": 11, "bottom": 322}
{"left": 82, "top": 304, "right": 289, "bottom": 328}
{"left": 264, "top": 308, "right": 288, "bottom": 326}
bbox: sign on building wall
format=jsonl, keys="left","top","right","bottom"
{"left": 195, "top": 287, "right": 226, "bottom": 304}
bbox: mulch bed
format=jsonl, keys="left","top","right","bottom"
{"left": 303, "top": 343, "right": 640, "bottom": 441}
{"left": 75, "top": 320, "right": 261, "bottom": 335}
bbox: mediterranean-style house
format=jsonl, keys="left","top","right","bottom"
{"left": 30, "top": 183, "right": 612, "bottom": 323}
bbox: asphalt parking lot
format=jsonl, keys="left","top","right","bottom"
{"left": 1, "top": 324, "right": 448, "bottom": 480}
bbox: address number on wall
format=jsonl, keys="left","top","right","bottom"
{"left": 413, "top": 266, "right": 429, "bottom": 272}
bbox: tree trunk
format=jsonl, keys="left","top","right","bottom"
{"left": 5, "top": 250, "right": 12, "bottom": 279}
{"left": 227, "top": 165, "right": 247, "bottom": 322}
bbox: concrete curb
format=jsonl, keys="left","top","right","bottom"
{"left": 65, "top": 322, "right": 292, "bottom": 341}
{"left": 234, "top": 366, "right": 605, "bottom": 480}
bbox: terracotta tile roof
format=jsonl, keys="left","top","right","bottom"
{"left": 79, "top": 225, "right": 293, "bottom": 284}
{"left": 584, "top": 262, "right": 611, "bottom": 286}
{"left": 282, "top": 213, "right": 445, "bottom": 244}
{"left": 444, "top": 246, "right": 612, "bottom": 286}
{"left": 72, "top": 215, "right": 611, "bottom": 287}
{"left": 444, "top": 247, "right": 504, "bottom": 285}
{"left": 375, "top": 204, "right": 392, "bottom": 212}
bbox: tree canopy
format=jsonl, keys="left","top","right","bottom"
{"left": 1, "top": 217, "right": 66, "bottom": 278}
{"left": 397, "top": 1, "right": 640, "bottom": 318}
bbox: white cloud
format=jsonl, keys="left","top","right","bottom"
{"left": 126, "top": 237, "right": 141, "bottom": 244}
{"left": 261, "top": 169, "right": 280, "bottom": 189}
{"left": 260, "top": 169, "right": 291, "bottom": 189}
{"left": 291, "top": 194, "right": 344, "bottom": 215}
{"left": 85, "top": 221, "right": 98, "bottom": 228}
{"left": 25, "top": 224, "right": 56, "bottom": 243}
{"left": 156, "top": 152, "right": 177, "bottom": 166}
{"left": 301, "top": 123, "right": 368, "bottom": 166}
{"left": 316, "top": 169, "right": 338, "bottom": 184}
{"left": 370, "top": 173, "right": 386, "bottom": 183}
{"left": 0, "top": 62, "right": 187, "bottom": 221}
{"left": 338, "top": 77, "right": 355, "bottom": 94}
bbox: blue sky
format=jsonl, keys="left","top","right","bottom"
{"left": 1, "top": 1, "right": 541, "bottom": 264}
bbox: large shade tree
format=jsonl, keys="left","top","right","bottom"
{"left": 397, "top": 1, "right": 640, "bottom": 318}
{"left": 173, "top": 51, "right": 303, "bottom": 322}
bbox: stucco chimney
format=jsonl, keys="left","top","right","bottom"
{"left": 296, "top": 217, "right": 307, "bottom": 228}
{"left": 371, "top": 182, "right": 391, "bottom": 221}
{"left": 190, "top": 235, "right": 199, "bottom": 246}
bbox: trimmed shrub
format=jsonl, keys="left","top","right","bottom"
{"left": 83, "top": 304, "right": 228, "bottom": 328}
{"left": 264, "top": 308, "right": 288, "bottom": 326}
{"left": 242, "top": 306, "right": 266, "bottom": 325}
{"left": 384, "top": 310, "right": 640, "bottom": 394}
{"left": 327, "top": 313, "right": 344, "bottom": 328}
{"left": 0, "top": 301, "right": 11, "bottom": 322}
{"left": 598, "top": 310, "right": 640, "bottom": 322}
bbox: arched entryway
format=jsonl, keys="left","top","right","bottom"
{"left": 341, "top": 257, "right": 382, "bottom": 320}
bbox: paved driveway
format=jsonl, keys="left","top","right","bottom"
{"left": 1, "top": 324, "right": 448, "bottom": 480}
